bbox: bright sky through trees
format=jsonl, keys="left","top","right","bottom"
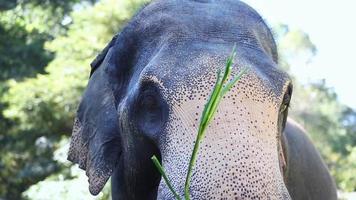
{"left": 244, "top": 0, "right": 356, "bottom": 109}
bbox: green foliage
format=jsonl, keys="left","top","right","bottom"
{"left": 274, "top": 24, "right": 316, "bottom": 71}
{"left": 274, "top": 24, "right": 316, "bottom": 56}
{"left": 0, "top": 23, "right": 52, "bottom": 81}
{"left": 335, "top": 147, "right": 356, "bottom": 192}
{"left": 0, "top": 12, "right": 86, "bottom": 193}
{"left": 0, "top": 0, "right": 149, "bottom": 199}
{"left": 22, "top": 138, "right": 111, "bottom": 200}
{"left": 273, "top": 25, "right": 356, "bottom": 192}
{"left": 0, "top": 0, "right": 91, "bottom": 81}
{"left": 0, "top": 10, "right": 52, "bottom": 81}
{"left": 0, "top": 0, "right": 94, "bottom": 11}
{"left": 298, "top": 84, "right": 354, "bottom": 190}
{"left": 0, "top": 0, "right": 78, "bottom": 198}
{"left": 288, "top": 81, "right": 356, "bottom": 192}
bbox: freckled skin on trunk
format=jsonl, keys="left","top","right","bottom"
{"left": 156, "top": 69, "right": 292, "bottom": 199}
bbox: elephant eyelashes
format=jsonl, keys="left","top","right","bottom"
{"left": 134, "top": 85, "right": 168, "bottom": 139}
{"left": 280, "top": 83, "right": 293, "bottom": 113}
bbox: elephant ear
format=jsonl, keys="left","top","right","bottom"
{"left": 67, "top": 35, "right": 121, "bottom": 195}
{"left": 90, "top": 34, "right": 119, "bottom": 77}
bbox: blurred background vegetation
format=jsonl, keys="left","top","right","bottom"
{"left": 0, "top": 0, "right": 354, "bottom": 199}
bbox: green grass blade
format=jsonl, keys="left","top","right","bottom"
{"left": 198, "top": 70, "right": 223, "bottom": 135}
{"left": 184, "top": 71, "right": 222, "bottom": 200}
{"left": 200, "top": 47, "right": 238, "bottom": 131}
{"left": 184, "top": 45, "right": 243, "bottom": 200}
{"left": 205, "top": 94, "right": 223, "bottom": 126}
{"left": 184, "top": 72, "right": 223, "bottom": 199}
{"left": 221, "top": 68, "right": 248, "bottom": 96}
{"left": 153, "top": 44, "right": 246, "bottom": 200}
{"left": 220, "top": 44, "right": 236, "bottom": 84}
{"left": 151, "top": 155, "right": 182, "bottom": 200}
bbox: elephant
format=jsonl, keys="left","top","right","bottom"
{"left": 67, "top": 0, "right": 337, "bottom": 199}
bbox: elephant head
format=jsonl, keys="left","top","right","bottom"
{"left": 68, "top": 0, "right": 337, "bottom": 199}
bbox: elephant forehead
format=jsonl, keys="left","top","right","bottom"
{"left": 141, "top": 63, "right": 289, "bottom": 110}
{"left": 135, "top": 0, "right": 273, "bottom": 46}
{"left": 136, "top": 40, "right": 289, "bottom": 108}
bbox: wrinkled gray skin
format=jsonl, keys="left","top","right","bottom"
{"left": 68, "top": 0, "right": 337, "bottom": 199}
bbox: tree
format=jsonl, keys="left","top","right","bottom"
{"left": 0, "top": 0, "right": 97, "bottom": 81}
{"left": 0, "top": 0, "right": 148, "bottom": 199}
{"left": 274, "top": 24, "right": 356, "bottom": 192}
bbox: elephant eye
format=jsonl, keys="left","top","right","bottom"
{"left": 140, "top": 95, "right": 159, "bottom": 111}
{"left": 280, "top": 83, "right": 292, "bottom": 113}
{"left": 280, "top": 104, "right": 288, "bottom": 113}
{"left": 135, "top": 84, "right": 168, "bottom": 139}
